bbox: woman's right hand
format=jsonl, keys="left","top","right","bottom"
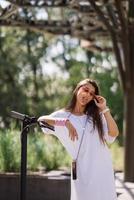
{"left": 65, "top": 120, "right": 78, "bottom": 141}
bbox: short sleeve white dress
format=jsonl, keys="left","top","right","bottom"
{"left": 40, "top": 109, "right": 117, "bottom": 200}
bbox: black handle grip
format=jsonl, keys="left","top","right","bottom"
{"left": 11, "top": 111, "right": 25, "bottom": 121}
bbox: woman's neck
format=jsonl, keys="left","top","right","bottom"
{"left": 72, "top": 104, "right": 85, "bottom": 115}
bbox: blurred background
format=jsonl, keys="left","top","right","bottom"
{"left": 0, "top": 27, "right": 124, "bottom": 173}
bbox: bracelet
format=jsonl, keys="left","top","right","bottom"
{"left": 55, "top": 118, "right": 68, "bottom": 126}
{"left": 101, "top": 108, "right": 110, "bottom": 114}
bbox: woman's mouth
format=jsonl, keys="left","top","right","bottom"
{"left": 80, "top": 97, "right": 89, "bottom": 104}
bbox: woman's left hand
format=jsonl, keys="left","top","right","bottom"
{"left": 94, "top": 95, "right": 107, "bottom": 111}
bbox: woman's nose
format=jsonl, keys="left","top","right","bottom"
{"left": 83, "top": 90, "right": 90, "bottom": 96}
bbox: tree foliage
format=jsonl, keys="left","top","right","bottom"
{"left": 0, "top": 28, "right": 123, "bottom": 139}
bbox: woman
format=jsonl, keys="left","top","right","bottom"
{"left": 38, "top": 78, "right": 119, "bottom": 200}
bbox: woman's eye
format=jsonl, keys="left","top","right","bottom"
{"left": 90, "top": 92, "right": 94, "bottom": 96}
{"left": 84, "top": 89, "right": 89, "bottom": 92}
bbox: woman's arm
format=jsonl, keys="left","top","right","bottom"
{"left": 101, "top": 109, "right": 119, "bottom": 137}
{"left": 94, "top": 95, "right": 119, "bottom": 137}
{"left": 38, "top": 116, "right": 78, "bottom": 141}
{"left": 38, "top": 116, "right": 56, "bottom": 126}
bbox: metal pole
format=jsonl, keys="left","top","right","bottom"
{"left": 10, "top": 111, "right": 54, "bottom": 200}
{"left": 20, "top": 122, "right": 29, "bottom": 200}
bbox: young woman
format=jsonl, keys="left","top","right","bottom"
{"left": 38, "top": 78, "right": 119, "bottom": 200}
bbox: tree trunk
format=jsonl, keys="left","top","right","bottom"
{"left": 124, "top": 89, "right": 134, "bottom": 182}
{"left": 124, "top": 19, "right": 134, "bottom": 182}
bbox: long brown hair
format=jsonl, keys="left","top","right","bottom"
{"left": 66, "top": 78, "right": 105, "bottom": 143}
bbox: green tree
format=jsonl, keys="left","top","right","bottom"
{"left": 0, "top": 29, "right": 27, "bottom": 126}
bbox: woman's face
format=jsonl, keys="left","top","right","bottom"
{"left": 76, "top": 83, "right": 95, "bottom": 106}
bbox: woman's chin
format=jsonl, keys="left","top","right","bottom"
{"left": 80, "top": 102, "right": 87, "bottom": 106}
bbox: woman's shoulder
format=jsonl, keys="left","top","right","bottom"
{"left": 50, "top": 108, "right": 70, "bottom": 118}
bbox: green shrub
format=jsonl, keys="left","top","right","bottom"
{"left": 0, "top": 125, "right": 71, "bottom": 172}
{"left": 0, "top": 125, "right": 123, "bottom": 172}
{"left": 27, "top": 131, "right": 71, "bottom": 171}
{"left": 109, "top": 141, "right": 124, "bottom": 172}
{"left": 0, "top": 127, "right": 20, "bottom": 172}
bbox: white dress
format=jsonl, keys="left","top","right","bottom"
{"left": 41, "top": 109, "right": 117, "bottom": 200}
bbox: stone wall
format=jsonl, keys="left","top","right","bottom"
{"left": 0, "top": 172, "right": 70, "bottom": 200}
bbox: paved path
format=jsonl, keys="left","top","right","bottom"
{"left": 45, "top": 170, "right": 134, "bottom": 199}
{"left": 116, "top": 172, "right": 134, "bottom": 200}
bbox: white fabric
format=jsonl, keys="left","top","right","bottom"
{"left": 41, "top": 109, "right": 117, "bottom": 200}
